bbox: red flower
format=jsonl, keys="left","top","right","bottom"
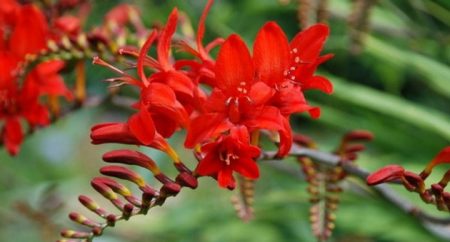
{"left": 0, "top": 2, "right": 72, "bottom": 155}
{"left": 185, "top": 23, "right": 332, "bottom": 157}
{"left": 145, "top": 8, "right": 195, "bottom": 100}
{"left": 253, "top": 22, "right": 332, "bottom": 118}
{"left": 421, "top": 146, "right": 450, "bottom": 178}
{"left": 196, "top": 126, "right": 260, "bottom": 189}
{"left": 93, "top": 10, "right": 192, "bottom": 146}
{"left": 185, "top": 34, "right": 284, "bottom": 148}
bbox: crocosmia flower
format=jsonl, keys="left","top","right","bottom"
{"left": 196, "top": 126, "right": 260, "bottom": 189}
{"left": 0, "top": 1, "right": 71, "bottom": 155}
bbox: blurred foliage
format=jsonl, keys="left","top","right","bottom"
{"left": 0, "top": 0, "right": 449, "bottom": 241}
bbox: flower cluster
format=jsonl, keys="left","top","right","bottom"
{"left": 91, "top": 0, "right": 332, "bottom": 189}
{"left": 0, "top": 0, "right": 73, "bottom": 155}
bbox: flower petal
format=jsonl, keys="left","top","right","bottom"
{"left": 248, "top": 81, "right": 274, "bottom": 106}
{"left": 290, "top": 23, "right": 329, "bottom": 63}
{"left": 243, "top": 106, "right": 284, "bottom": 132}
{"left": 253, "top": 22, "right": 290, "bottom": 86}
{"left": 90, "top": 122, "right": 140, "bottom": 145}
{"left": 215, "top": 34, "right": 253, "bottom": 94}
{"left": 233, "top": 158, "right": 259, "bottom": 179}
{"left": 157, "top": 8, "right": 178, "bottom": 71}
{"left": 422, "top": 146, "right": 450, "bottom": 175}
{"left": 184, "top": 113, "right": 232, "bottom": 148}
{"left": 196, "top": 153, "right": 223, "bottom": 176}
{"left": 301, "top": 76, "right": 333, "bottom": 94}
{"left": 138, "top": 30, "right": 158, "bottom": 84}
{"left": 3, "top": 118, "right": 23, "bottom": 156}
{"left": 204, "top": 88, "right": 227, "bottom": 113}
{"left": 128, "top": 108, "right": 155, "bottom": 145}
{"left": 145, "top": 82, "right": 189, "bottom": 127}
{"left": 152, "top": 113, "right": 178, "bottom": 138}
{"left": 277, "top": 116, "right": 293, "bottom": 157}
{"left": 217, "top": 167, "right": 235, "bottom": 188}
{"left": 10, "top": 4, "right": 48, "bottom": 56}
{"left": 196, "top": 0, "right": 214, "bottom": 59}
{"left": 367, "top": 165, "right": 405, "bottom": 185}
{"left": 433, "top": 147, "right": 450, "bottom": 165}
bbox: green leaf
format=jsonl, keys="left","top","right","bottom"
{"left": 327, "top": 74, "right": 450, "bottom": 141}
{"left": 365, "top": 36, "right": 450, "bottom": 98}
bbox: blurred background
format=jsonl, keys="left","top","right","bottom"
{"left": 0, "top": 0, "right": 449, "bottom": 241}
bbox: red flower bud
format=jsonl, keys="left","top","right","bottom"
{"left": 78, "top": 195, "right": 108, "bottom": 218}
{"left": 60, "top": 229, "right": 91, "bottom": 239}
{"left": 343, "top": 130, "right": 374, "bottom": 143}
{"left": 103, "top": 149, "right": 160, "bottom": 174}
{"left": 421, "top": 147, "right": 450, "bottom": 178}
{"left": 90, "top": 122, "right": 141, "bottom": 145}
{"left": 366, "top": 165, "right": 404, "bottom": 185}
{"left": 100, "top": 165, "right": 147, "bottom": 188}
{"left": 69, "top": 212, "right": 101, "bottom": 228}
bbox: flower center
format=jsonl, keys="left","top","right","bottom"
{"left": 219, "top": 151, "right": 239, "bottom": 166}
{"left": 236, "top": 81, "right": 248, "bottom": 94}
{"left": 0, "top": 91, "right": 17, "bottom": 113}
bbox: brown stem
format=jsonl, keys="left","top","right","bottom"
{"left": 261, "top": 144, "right": 450, "bottom": 226}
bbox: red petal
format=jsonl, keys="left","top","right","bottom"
{"left": 196, "top": 0, "right": 214, "bottom": 59}
{"left": 243, "top": 106, "right": 285, "bottom": 132}
{"left": 157, "top": 8, "right": 178, "bottom": 71}
{"left": 230, "top": 125, "right": 250, "bottom": 143}
{"left": 152, "top": 113, "right": 178, "bottom": 138}
{"left": 302, "top": 76, "right": 333, "bottom": 94}
{"left": 90, "top": 122, "right": 140, "bottom": 145}
{"left": 29, "top": 61, "right": 72, "bottom": 99}
{"left": 277, "top": 117, "right": 293, "bottom": 157}
{"left": 146, "top": 82, "right": 189, "bottom": 127}
{"left": 184, "top": 113, "right": 232, "bottom": 148}
{"left": 433, "top": 147, "right": 450, "bottom": 165}
{"left": 308, "top": 107, "right": 320, "bottom": 119}
{"left": 10, "top": 5, "right": 48, "bottom": 56}
{"left": 128, "top": 108, "right": 155, "bottom": 145}
{"left": 196, "top": 153, "right": 223, "bottom": 176}
{"left": 248, "top": 81, "right": 274, "bottom": 106}
{"left": 138, "top": 30, "right": 158, "bottom": 84}
{"left": 0, "top": 0, "right": 19, "bottom": 29}
{"left": 3, "top": 118, "right": 23, "bottom": 156}
{"left": 164, "top": 70, "right": 194, "bottom": 98}
{"left": 102, "top": 149, "right": 158, "bottom": 171}
{"left": 274, "top": 86, "right": 320, "bottom": 118}
{"left": 424, "top": 146, "right": 450, "bottom": 173}
{"left": 215, "top": 34, "right": 253, "bottom": 94}
{"left": 204, "top": 88, "right": 227, "bottom": 113}
{"left": 22, "top": 102, "right": 49, "bottom": 125}
{"left": 233, "top": 158, "right": 259, "bottom": 179}
{"left": 105, "top": 4, "right": 134, "bottom": 26}
{"left": 253, "top": 22, "right": 290, "bottom": 86}
{"left": 290, "top": 23, "right": 329, "bottom": 63}
{"left": 54, "top": 15, "right": 81, "bottom": 35}
{"left": 366, "top": 165, "right": 405, "bottom": 185}
{"left": 0, "top": 52, "right": 20, "bottom": 88}
{"left": 217, "top": 167, "right": 235, "bottom": 188}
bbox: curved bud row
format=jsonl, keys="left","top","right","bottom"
{"left": 58, "top": 148, "right": 197, "bottom": 242}
{"left": 367, "top": 147, "right": 450, "bottom": 212}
